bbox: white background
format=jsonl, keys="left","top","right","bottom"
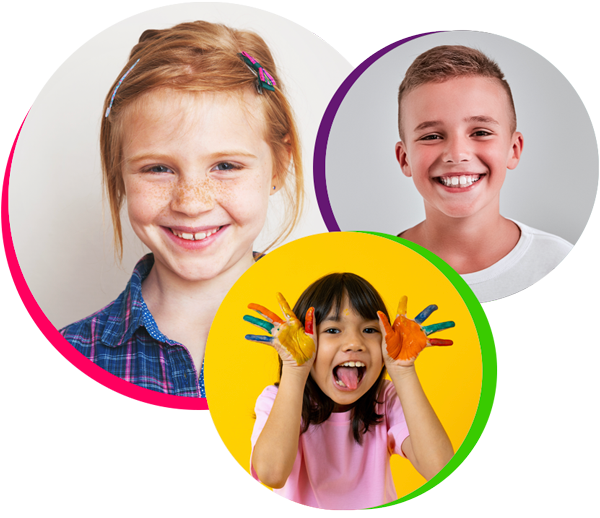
{"left": 1, "top": 1, "right": 598, "bottom": 516}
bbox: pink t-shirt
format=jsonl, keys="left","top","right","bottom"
{"left": 250, "top": 380, "right": 410, "bottom": 510}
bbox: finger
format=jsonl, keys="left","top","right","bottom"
{"left": 243, "top": 315, "right": 274, "bottom": 333}
{"left": 378, "top": 311, "right": 401, "bottom": 359}
{"left": 422, "top": 321, "right": 455, "bottom": 336}
{"left": 276, "top": 292, "right": 297, "bottom": 321}
{"left": 428, "top": 338, "right": 453, "bottom": 347}
{"left": 248, "top": 303, "right": 284, "bottom": 324}
{"left": 245, "top": 334, "right": 275, "bottom": 344}
{"left": 414, "top": 304, "right": 438, "bottom": 324}
{"left": 377, "top": 311, "right": 393, "bottom": 335}
{"left": 396, "top": 296, "right": 408, "bottom": 318}
{"left": 304, "top": 307, "right": 315, "bottom": 335}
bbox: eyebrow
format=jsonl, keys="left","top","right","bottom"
{"left": 125, "top": 150, "right": 258, "bottom": 165}
{"left": 413, "top": 115, "right": 500, "bottom": 133}
{"left": 413, "top": 120, "right": 442, "bottom": 132}
{"left": 465, "top": 115, "right": 500, "bottom": 126}
{"left": 208, "top": 150, "right": 258, "bottom": 160}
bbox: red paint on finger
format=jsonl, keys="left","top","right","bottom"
{"left": 305, "top": 307, "right": 314, "bottom": 334}
{"left": 429, "top": 338, "right": 453, "bottom": 346}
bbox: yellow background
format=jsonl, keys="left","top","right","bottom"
{"left": 205, "top": 232, "right": 482, "bottom": 500}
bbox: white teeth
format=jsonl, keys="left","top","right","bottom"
{"left": 439, "top": 175, "right": 481, "bottom": 188}
{"left": 339, "top": 361, "right": 365, "bottom": 368}
{"left": 336, "top": 379, "right": 347, "bottom": 387}
{"left": 171, "top": 228, "right": 220, "bottom": 240}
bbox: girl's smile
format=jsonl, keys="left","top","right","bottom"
{"left": 121, "top": 88, "right": 277, "bottom": 283}
{"left": 311, "top": 296, "right": 384, "bottom": 409}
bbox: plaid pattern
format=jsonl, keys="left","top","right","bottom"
{"left": 60, "top": 254, "right": 205, "bottom": 398}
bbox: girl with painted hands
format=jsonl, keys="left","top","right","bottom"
{"left": 244, "top": 273, "right": 455, "bottom": 510}
{"left": 60, "top": 21, "right": 304, "bottom": 398}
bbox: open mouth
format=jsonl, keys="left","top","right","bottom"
{"left": 333, "top": 361, "right": 366, "bottom": 391}
{"left": 169, "top": 226, "right": 223, "bottom": 241}
{"left": 436, "top": 174, "right": 484, "bottom": 188}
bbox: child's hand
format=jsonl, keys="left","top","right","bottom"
{"left": 377, "top": 296, "right": 454, "bottom": 367}
{"left": 244, "top": 293, "right": 316, "bottom": 369}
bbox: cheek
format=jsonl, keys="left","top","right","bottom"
{"left": 409, "top": 150, "right": 436, "bottom": 180}
{"left": 222, "top": 174, "right": 271, "bottom": 223}
{"left": 124, "top": 179, "right": 172, "bottom": 224}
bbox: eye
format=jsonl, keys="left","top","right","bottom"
{"left": 363, "top": 327, "right": 380, "bottom": 334}
{"left": 419, "top": 134, "right": 443, "bottom": 141}
{"left": 472, "top": 130, "right": 492, "bottom": 137}
{"left": 323, "top": 328, "right": 340, "bottom": 334}
{"left": 212, "top": 162, "right": 243, "bottom": 172}
{"left": 143, "top": 164, "right": 173, "bottom": 174}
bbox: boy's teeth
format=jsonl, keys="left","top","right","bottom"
{"left": 171, "top": 228, "right": 219, "bottom": 240}
{"left": 439, "top": 175, "right": 480, "bottom": 187}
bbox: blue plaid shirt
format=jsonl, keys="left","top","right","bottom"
{"left": 60, "top": 254, "right": 205, "bottom": 398}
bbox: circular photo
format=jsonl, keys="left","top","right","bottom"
{"left": 9, "top": 3, "right": 351, "bottom": 398}
{"left": 205, "top": 231, "right": 495, "bottom": 509}
{"left": 315, "top": 31, "right": 598, "bottom": 304}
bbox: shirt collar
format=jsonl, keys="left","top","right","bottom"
{"left": 101, "top": 254, "right": 154, "bottom": 347}
{"left": 100, "top": 251, "right": 264, "bottom": 347}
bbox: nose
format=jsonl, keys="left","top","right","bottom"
{"left": 342, "top": 329, "right": 366, "bottom": 352}
{"left": 170, "top": 174, "right": 217, "bottom": 217}
{"left": 443, "top": 134, "right": 472, "bottom": 164}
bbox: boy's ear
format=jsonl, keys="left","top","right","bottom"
{"left": 395, "top": 141, "right": 412, "bottom": 177}
{"left": 507, "top": 132, "right": 524, "bottom": 170}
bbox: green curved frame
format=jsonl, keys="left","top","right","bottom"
{"left": 359, "top": 232, "right": 497, "bottom": 509}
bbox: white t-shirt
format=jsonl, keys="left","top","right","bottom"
{"left": 461, "top": 220, "right": 573, "bottom": 302}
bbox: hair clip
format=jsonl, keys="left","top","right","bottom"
{"left": 238, "top": 52, "right": 276, "bottom": 94}
{"left": 105, "top": 59, "right": 140, "bottom": 118}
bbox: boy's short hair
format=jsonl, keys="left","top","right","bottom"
{"left": 398, "top": 45, "right": 517, "bottom": 138}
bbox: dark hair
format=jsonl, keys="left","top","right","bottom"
{"left": 278, "top": 273, "right": 389, "bottom": 444}
{"left": 397, "top": 45, "right": 517, "bottom": 139}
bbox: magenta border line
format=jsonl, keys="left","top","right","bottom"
{"left": 0, "top": 13, "right": 8, "bottom": 408}
{"left": 2, "top": 114, "right": 207, "bottom": 410}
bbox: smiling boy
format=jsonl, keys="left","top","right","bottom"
{"left": 395, "top": 46, "right": 572, "bottom": 302}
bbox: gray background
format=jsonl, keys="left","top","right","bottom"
{"left": 325, "top": 31, "right": 598, "bottom": 243}
{"left": 9, "top": 3, "right": 351, "bottom": 329}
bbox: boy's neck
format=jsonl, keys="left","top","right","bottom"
{"left": 401, "top": 205, "right": 521, "bottom": 275}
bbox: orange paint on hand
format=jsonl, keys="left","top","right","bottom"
{"left": 379, "top": 311, "right": 431, "bottom": 361}
{"left": 248, "top": 303, "right": 283, "bottom": 324}
{"left": 393, "top": 315, "right": 428, "bottom": 360}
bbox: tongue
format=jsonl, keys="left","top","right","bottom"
{"left": 336, "top": 367, "right": 359, "bottom": 390}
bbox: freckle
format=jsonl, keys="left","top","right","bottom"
{"left": 174, "top": 176, "right": 233, "bottom": 206}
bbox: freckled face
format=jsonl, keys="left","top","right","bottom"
{"left": 396, "top": 76, "right": 523, "bottom": 219}
{"left": 311, "top": 296, "right": 384, "bottom": 410}
{"left": 121, "top": 89, "right": 276, "bottom": 282}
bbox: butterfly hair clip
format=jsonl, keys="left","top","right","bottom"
{"left": 238, "top": 51, "right": 277, "bottom": 94}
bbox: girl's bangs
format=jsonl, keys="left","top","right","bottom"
{"left": 294, "top": 273, "right": 389, "bottom": 325}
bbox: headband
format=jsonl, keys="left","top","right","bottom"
{"left": 105, "top": 59, "right": 140, "bottom": 118}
